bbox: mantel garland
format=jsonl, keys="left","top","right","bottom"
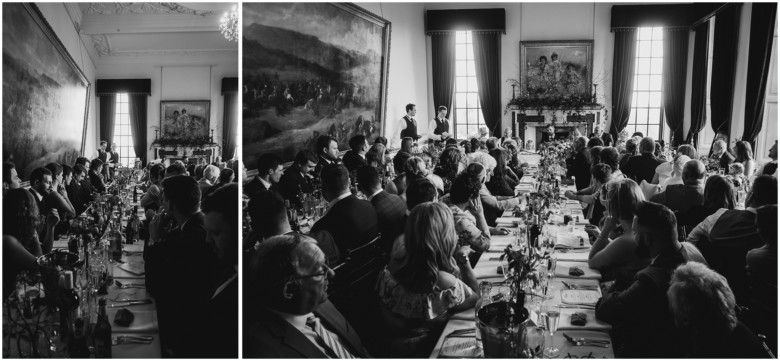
{"left": 505, "top": 79, "right": 608, "bottom": 126}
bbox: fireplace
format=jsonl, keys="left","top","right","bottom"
{"left": 509, "top": 108, "right": 603, "bottom": 151}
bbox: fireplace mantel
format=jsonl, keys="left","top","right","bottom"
{"left": 510, "top": 107, "right": 603, "bottom": 147}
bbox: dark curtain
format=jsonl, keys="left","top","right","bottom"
{"left": 710, "top": 4, "right": 741, "bottom": 139}
{"left": 99, "top": 95, "right": 116, "bottom": 149}
{"left": 662, "top": 28, "right": 689, "bottom": 147}
{"left": 431, "top": 33, "right": 456, "bottom": 118}
{"left": 472, "top": 32, "right": 502, "bottom": 136}
{"left": 222, "top": 92, "right": 238, "bottom": 160}
{"left": 742, "top": 3, "right": 777, "bottom": 147}
{"left": 687, "top": 21, "right": 710, "bottom": 146}
{"left": 128, "top": 94, "right": 148, "bottom": 165}
{"left": 610, "top": 29, "right": 638, "bottom": 140}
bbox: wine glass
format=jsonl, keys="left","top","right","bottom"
{"left": 543, "top": 307, "right": 561, "bottom": 358}
{"left": 521, "top": 325, "right": 546, "bottom": 359}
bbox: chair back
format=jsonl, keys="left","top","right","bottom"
{"left": 329, "top": 233, "right": 383, "bottom": 298}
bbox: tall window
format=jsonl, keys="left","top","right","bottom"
{"left": 628, "top": 27, "right": 664, "bottom": 139}
{"left": 112, "top": 93, "right": 136, "bottom": 167}
{"left": 454, "top": 31, "right": 485, "bottom": 138}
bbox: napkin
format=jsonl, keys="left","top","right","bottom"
{"left": 116, "top": 262, "right": 146, "bottom": 277}
{"left": 554, "top": 250, "right": 590, "bottom": 262}
{"left": 561, "top": 289, "right": 601, "bottom": 306}
{"left": 106, "top": 309, "right": 158, "bottom": 333}
{"left": 495, "top": 217, "right": 523, "bottom": 226}
{"left": 123, "top": 243, "right": 144, "bottom": 253}
{"left": 556, "top": 233, "right": 589, "bottom": 249}
{"left": 556, "top": 309, "right": 612, "bottom": 331}
{"left": 554, "top": 261, "right": 601, "bottom": 280}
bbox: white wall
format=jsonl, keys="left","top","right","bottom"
{"left": 361, "top": 3, "right": 429, "bottom": 148}
{"left": 38, "top": 3, "right": 98, "bottom": 159}
{"left": 97, "top": 54, "right": 238, "bottom": 162}
{"left": 421, "top": 3, "right": 614, "bottom": 136}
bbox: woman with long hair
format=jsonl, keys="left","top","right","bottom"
{"left": 734, "top": 141, "right": 756, "bottom": 177}
{"left": 653, "top": 144, "right": 697, "bottom": 185}
{"left": 588, "top": 179, "right": 649, "bottom": 289}
{"left": 678, "top": 175, "right": 736, "bottom": 232}
{"left": 377, "top": 202, "right": 479, "bottom": 357}
{"left": 385, "top": 151, "right": 412, "bottom": 198}
{"left": 486, "top": 149, "right": 515, "bottom": 196}
{"left": 433, "top": 147, "right": 463, "bottom": 194}
{"left": 366, "top": 142, "right": 388, "bottom": 175}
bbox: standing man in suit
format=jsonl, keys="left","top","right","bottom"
{"left": 108, "top": 142, "right": 120, "bottom": 181}
{"left": 428, "top": 105, "right": 451, "bottom": 144}
{"left": 342, "top": 135, "right": 369, "bottom": 172}
{"left": 595, "top": 202, "right": 707, "bottom": 357}
{"left": 356, "top": 165, "right": 406, "bottom": 254}
{"left": 201, "top": 183, "right": 238, "bottom": 358}
{"left": 313, "top": 135, "right": 341, "bottom": 179}
{"left": 145, "top": 175, "right": 217, "bottom": 357}
{"left": 279, "top": 150, "right": 318, "bottom": 206}
{"left": 310, "top": 164, "right": 378, "bottom": 258}
{"left": 244, "top": 154, "right": 283, "bottom": 197}
{"left": 244, "top": 233, "right": 369, "bottom": 358}
{"left": 620, "top": 137, "right": 664, "bottom": 184}
{"left": 399, "top": 103, "right": 420, "bottom": 141}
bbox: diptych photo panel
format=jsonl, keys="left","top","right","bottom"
{"left": 3, "top": 1, "right": 778, "bottom": 359}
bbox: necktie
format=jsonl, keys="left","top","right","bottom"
{"left": 306, "top": 316, "right": 356, "bottom": 359}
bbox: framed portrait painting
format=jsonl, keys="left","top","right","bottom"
{"left": 520, "top": 40, "right": 593, "bottom": 97}
{"left": 242, "top": 3, "right": 391, "bottom": 168}
{"left": 160, "top": 101, "right": 210, "bottom": 138}
{"left": 2, "top": 3, "right": 90, "bottom": 180}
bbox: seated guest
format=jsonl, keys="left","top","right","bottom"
{"left": 710, "top": 139, "right": 736, "bottom": 170}
{"left": 653, "top": 144, "right": 696, "bottom": 185}
{"left": 374, "top": 136, "right": 388, "bottom": 146}
{"left": 404, "top": 156, "right": 444, "bottom": 196}
{"left": 679, "top": 174, "right": 736, "bottom": 232}
{"left": 588, "top": 179, "right": 649, "bottom": 289}
{"left": 342, "top": 135, "right": 369, "bottom": 172}
{"left": 246, "top": 190, "right": 340, "bottom": 265}
{"left": 588, "top": 146, "right": 603, "bottom": 167}
{"left": 3, "top": 235, "right": 40, "bottom": 298}
{"left": 244, "top": 154, "right": 283, "bottom": 197}
{"left": 746, "top": 204, "right": 778, "bottom": 286}
{"left": 734, "top": 140, "right": 757, "bottom": 176}
{"left": 194, "top": 164, "right": 205, "bottom": 181}
{"left": 75, "top": 158, "right": 95, "bottom": 196}
{"left": 2, "top": 161, "right": 21, "bottom": 195}
{"left": 618, "top": 138, "right": 637, "bottom": 170}
{"left": 165, "top": 161, "right": 187, "bottom": 178}
{"left": 405, "top": 176, "right": 438, "bottom": 210}
{"left": 244, "top": 234, "right": 369, "bottom": 358}
{"left": 278, "top": 150, "right": 318, "bottom": 206}
{"left": 566, "top": 136, "right": 591, "bottom": 190}
{"left": 486, "top": 149, "right": 516, "bottom": 197}
{"left": 313, "top": 135, "right": 342, "bottom": 178}
{"left": 200, "top": 184, "right": 238, "bottom": 358}
{"left": 66, "top": 165, "right": 90, "bottom": 215}
{"left": 504, "top": 142, "right": 525, "bottom": 181}
{"left": 356, "top": 166, "right": 406, "bottom": 255}
{"left": 650, "top": 160, "right": 705, "bottom": 213}
{"left": 3, "top": 189, "right": 53, "bottom": 286}
{"left": 44, "top": 163, "right": 75, "bottom": 215}
{"left": 145, "top": 175, "right": 217, "bottom": 357}
{"left": 565, "top": 164, "right": 613, "bottom": 226}
{"left": 667, "top": 262, "right": 767, "bottom": 358}
{"left": 365, "top": 143, "right": 389, "bottom": 176}
{"left": 599, "top": 147, "right": 625, "bottom": 179}
{"left": 400, "top": 136, "right": 414, "bottom": 154}
{"left": 601, "top": 132, "right": 614, "bottom": 147}
{"left": 310, "top": 164, "right": 378, "bottom": 258}
{"left": 197, "top": 165, "right": 219, "bottom": 196}
{"left": 467, "top": 155, "right": 520, "bottom": 226}
{"left": 385, "top": 151, "right": 411, "bottom": 198}
{"left": 587, "top": 137, "right": 604, "bottom": 149}
{"left": 595, "top": 202, "right": 706, "bottom": 357}
{"left": 441, "top": 172, "right": 492, "bottom": 253}
{"left": 88, "top": 159, "right": 107, "bottom": 193}
{"left": 203, "top": 168, "right": 235, "bottom": 199}
{"left": 29, "top": 168, "right": 58, "bottom": 250}
{"left": 752, "top": 140, "right": 777, "bottom": 179}
{"left": 433, "top": 147, "right": 463, "bottom": 194}
{"left": 376, "top": 202, "right": 479, "bottom": 357}
{"left": 140, "top": 164, "right": 165, "bottom": 212}
{"left": 660, "top": 155, "right": 691, "bottom": 189}
{"left": 621, "top": 137, "right": 664, "bottom": 184}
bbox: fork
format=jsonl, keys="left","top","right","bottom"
{"left": 115, "top": 280, "right": 145, "bottom": 289}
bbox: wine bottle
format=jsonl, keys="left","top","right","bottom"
{"left": 93, "top": 298, "right": 112, "bottom": 358}
{"left": 133, "top": 185, "right": 138, "bottom": 202}
{"left": 68, "top": 318, "right": 90, "bottom": 358}
{"left": 529, "top": 215, "right": 541, "bottom": 248}
{"left": 126, "top": 206, "right": 140, "bottom": 244}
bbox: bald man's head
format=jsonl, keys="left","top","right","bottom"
{"left": 682, "top": 160, "right": 706, "bottom": 185}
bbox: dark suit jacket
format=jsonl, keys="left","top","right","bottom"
{"left": 244, "top": 300, "right": 369, "bottom": 358}
{"left": 243, "top": 176, "right": 278, "bottom": 198}
{"left": 311, "top": 195, "right": 378, "bottom": 259}
{"left": 566, "top": 152, "right": 591, "bottom": 191}
{"left": 88, "top": 169, "right": 106, "bottom": 193}
{"left": 620, "top": 153, "right": 664, "bottom": 184}
{"left": 596, "top": 243, "right": 706, "bottom": 357}
{"left": 143, "top": 212, "right": 217, "bottom": 357}
{"left": 313, "top": 156, "right": 341, "bottom": 180}
{"left": 649, "top": 184, "right": 704, "bottom": 213}
{"left": 370, "top": 191, "right": 407, "bottom": 254}
{"left": 79, "top": 178, "right": 95, "bottom": 198}
{"left": 203, "top": 272, "right": 238, "bottom": 358}
{"left": 342, "top": 151, "right": 367, "bottom": 172}
{"left": 278, "top": 167, "right": 314, "bottom": 205}
{"left": 66, "top": 179, "right": 88, "bottom": 215}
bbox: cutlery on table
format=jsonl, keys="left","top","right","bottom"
{"left": 556, "top": 304, "right": 595, "bottom": 310}
{"left": 115, "top": 280, "right": 145, "bottom": 289}
{"left": 109, "top": 299, "right": 153, "bottom": 308}
{"left": 112, "top": 336, "right": 154, "bottom": 345}
{"left": 563, "top": 332, "right": 610, "bottom": 347}
{"left": 561, "top": 281, "right": 599, "bottom": 290}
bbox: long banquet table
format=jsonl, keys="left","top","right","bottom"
{"left": 50, "top": 196, "right": 161, "bottom": 358}
{"left": 430, "top": 172, "right": 616, "bottom": 358}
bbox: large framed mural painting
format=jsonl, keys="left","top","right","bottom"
{"left": 242, "top": 3, "right": 391, "bottom": 167}
{"left": 520, "top": 40, "right": 593, "bottom": 98}
{"left": 160, "top": 101, "right": 211, "bottom": 138}
{"left": 2, "top": 3, "right": 90, "bottom": 180}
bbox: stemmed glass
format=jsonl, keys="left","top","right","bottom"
{"left": 543, "top": 306, "right": 561, "bottom": 358}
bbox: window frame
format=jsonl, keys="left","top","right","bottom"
{"left": 112, "top": 93, "right": 137, "bottom": 167}
{"left": 453, "top": 31, "right": 485, "bottom": 139}
{"left": 627, "top": 27, "right": 666, "bottom": 140}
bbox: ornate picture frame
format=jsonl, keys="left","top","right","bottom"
{"left": 160, "top": 100, "right": 211, "bottom": 138}
{"left": 520, "top": 40, "right": 594, "bottom": 97}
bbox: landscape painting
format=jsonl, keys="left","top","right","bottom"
{"left": 242, "top": 3, "right": 391, "bottom": 167}
{"left": 520, "top": 40, "right": 593, "bottom": 97}
{"left": 2, "top": 3, "right": 90, "bottom": 180}
{"left": 160, "top": 101, "right": 210, "bottom": 138}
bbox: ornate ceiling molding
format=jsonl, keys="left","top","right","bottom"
{"left": 91, "top": 35, "right": 111, "bottom": 57}
{"left": 84, "top": 3, "right": 215, "bottom": 16}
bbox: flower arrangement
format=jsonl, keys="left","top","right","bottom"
{"left": 537, "top": 140, "right": 572, "bottom": 178}
{"left": 505, "top": 79, "right": 604, "bottom": 115}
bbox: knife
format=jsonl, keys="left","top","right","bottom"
{"left": 109, "top": 299, "right": 153, "bottom": 308}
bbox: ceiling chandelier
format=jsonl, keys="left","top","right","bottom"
{"left": 219, "top": 6, "right": 238, "bottom": 42}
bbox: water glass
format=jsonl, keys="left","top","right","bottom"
{"left": 521, "top": 326, "right": 546, "bottom": 358}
